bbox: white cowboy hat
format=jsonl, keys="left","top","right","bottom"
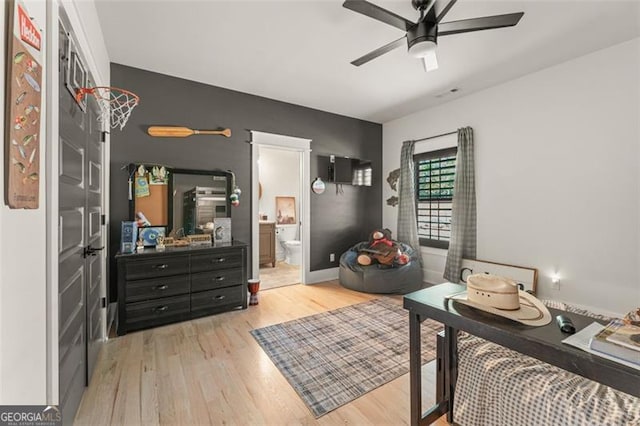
{"left": 446, "top": 273, "right": 551, "bottom": 326}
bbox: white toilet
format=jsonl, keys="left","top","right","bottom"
{"left": 276, "top": 224, "right": 301, "bottom": 265}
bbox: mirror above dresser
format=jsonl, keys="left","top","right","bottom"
{"left": 127, "top": 163, "right": 233, "bottom": 236}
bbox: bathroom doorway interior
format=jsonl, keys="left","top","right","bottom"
{"left": 258, "top": 146, "right": 301, "bottom": 289}
{"left": 250, "top": 131, "right": 311, "bottom": 291}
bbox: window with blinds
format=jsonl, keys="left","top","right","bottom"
{"left": 415, "top": 147, "right": 457, "bottom": 249}
{"left": 352, "top": 165, "right": 372, "bottom": 186}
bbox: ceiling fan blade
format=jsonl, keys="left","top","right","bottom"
{"left": 421, "top": 50, "right": 439, "bottom": 72}
{"left": 343, "top": 0, "right": 414, "bottom": 31}
{"left": 438, "top": 12, "right": 524, "bottom": 36}
{"left": 351, "top": 36, "right": 406, "bottom": 66}
{"left": 434, "top": 0, "right": 458, "bottom": 23}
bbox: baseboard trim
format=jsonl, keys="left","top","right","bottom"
{"left": 424, "top": 268, "right": 445, "bottom": 285}
{"left": 306, "top": 267, "right": 340, "bottom": 284}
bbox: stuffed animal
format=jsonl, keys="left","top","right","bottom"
{"left": 356, "top": 228, "right": 409, "bottom": 267}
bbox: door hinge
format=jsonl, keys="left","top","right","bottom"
{"left": 100, "top": 131, "right": 109, "bottom": 143}
{"left": 101, "top": 214, "right": 106, "bottom": 225}
{"left": 101, "top": 297, "right": 107, "bottom": 308}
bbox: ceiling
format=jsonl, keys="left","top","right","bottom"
{"left": 94, "top": 0, "right": 640, "bottom": 123}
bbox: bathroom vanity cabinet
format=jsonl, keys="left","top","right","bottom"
{"left": 259, "top": 221, "right": 276, "bottom": 267}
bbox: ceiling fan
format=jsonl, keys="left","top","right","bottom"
{"left": 343, "top": 0, "right": 524, "bottom": 72}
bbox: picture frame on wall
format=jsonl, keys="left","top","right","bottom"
{"left": 275, "top": 196, "right": 296, "bottom": 225}
{"left": 4, "top": 0, "right": 44, "bottom": 209}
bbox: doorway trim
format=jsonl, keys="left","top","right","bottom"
{"left": 250, "top": 131, "right": 311, "bottom": 284}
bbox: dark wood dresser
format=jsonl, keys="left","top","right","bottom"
{"left": 115, "top": 241, "right": 247, "bottom": 335}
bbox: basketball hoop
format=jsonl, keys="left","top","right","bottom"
{"left": 75, "top": 86, "right": 140, "bottom": 130}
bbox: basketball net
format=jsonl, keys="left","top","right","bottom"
{"left": 76, "top": 87, "right": 140, "bottom": 130}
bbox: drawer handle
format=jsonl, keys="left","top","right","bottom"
{"left": 154, "top": 284, "right": 169, "bottom": 291}
{"left": 213, "top": 295, "right": 226, "bottom": 300}
{"left": 213, "top": 276, "right": 225, "bottom": 282}
{"left": 212, "top": 258, "right": 226, "bottom": 263}
{"left": 154, "top": 305, "right": 169, "bottom": 313}
{"left": 154, "top": 264, "right": 169, "bottom": 270}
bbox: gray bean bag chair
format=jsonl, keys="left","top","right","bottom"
{"left": 338, "top": 242, "right": 423, "bottom": 294}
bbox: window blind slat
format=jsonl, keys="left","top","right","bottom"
{"left": 414, "top": 147, "right": 457, "bottom": 249}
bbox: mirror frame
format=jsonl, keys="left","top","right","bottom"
{"left": 127, "top": 163, "right": 233, "bottom": 235}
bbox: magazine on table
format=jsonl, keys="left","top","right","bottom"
{"left": 605, "top": 321, "right": 640, "bottom": 352}
{"left": 562, "top": 322, "right": 640, "bottom": 370}
{"left": 589, "top": 320, "right": 640, "bottom": 365}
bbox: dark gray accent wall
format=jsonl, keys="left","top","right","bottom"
{"left": 109, "top": 64, "right": 382, "bottom": 300}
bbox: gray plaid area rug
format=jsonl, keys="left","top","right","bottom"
{"left": 250, "top": 298, "right": 443, "bottom": 417}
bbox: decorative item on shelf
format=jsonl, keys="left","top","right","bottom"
{"left": 150, "top": 165, "right": 169, "bottom": 185}
{"left": 136, "top": 237, "right": 144, "bottom": 253}
{"left": 187, "top": 234, "right": 212, "bottom": 247}
{"left": 312, "top": 177, "right": 326, "bottom": 194}
{"left": 228, "top": 171, "right": 241, "bottom": 207}
{"left": 155, "top": 235, "right": 166, "bottom": 251}
{"left": 138, "top": 226, "right": 165, "bottom": 247}
{"left": 134, "top": 165, "right": 150, "bottom": 198}
{"left": 120, "top": 221, "right": 138, "bottom": 254}
{"left": 163, "top": 237, "right": 189, "bottom": 248}
{"left": 213, "top": 217, "right": 232, "bottom": 243}
{"left": 136, "top": 211, "right": 151, "bottom": 227}
{"left": 248, "top": 279, "right": 260, "bottom": 306}
{"left": 147, "top": 126, "right": 231, "bottom": 138}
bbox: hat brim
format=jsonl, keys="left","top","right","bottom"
{"left": 447, "top": 290, "right": 551, "bottom": 326}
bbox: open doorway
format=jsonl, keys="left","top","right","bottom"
{"left": 250, "top": 131, "right": 311, "bottom": 290}
{"left": 258, "top": 146, "right": 301, "bottom": 289}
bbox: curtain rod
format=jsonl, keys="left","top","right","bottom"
{"left": 413, "top": 130, "right": 457, "bottom": 143}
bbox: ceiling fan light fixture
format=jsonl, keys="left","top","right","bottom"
{"left": 422, "top": 50, "right": 438, "bottom": 71}
{"left": 408, "top": 39, "right": 437, "bottom": 58}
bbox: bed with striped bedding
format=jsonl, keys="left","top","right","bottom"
{"left": 452, "top": 301, "right": 640, "bottom": 426}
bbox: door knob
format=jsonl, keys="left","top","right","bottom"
{"left": 83, "top": 245, "right": 105, "bottom": 258}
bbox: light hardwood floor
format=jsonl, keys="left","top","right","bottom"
{"left": 75, "top": 281, "right": 447, "bottom": 425}
{"left": 259, "top": 261, "right": 301, "bottom": 290}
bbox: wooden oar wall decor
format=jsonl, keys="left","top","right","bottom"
{"left": 147, "top": 126, "right": 231, "bottom": 138}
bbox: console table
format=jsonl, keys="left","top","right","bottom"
{"left": 116, "top": 241, "right": 247, "bottom": 335}
{"left": 403, "top": 283, "right": 640, "bottom": 425}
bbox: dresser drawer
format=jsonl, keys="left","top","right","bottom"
{"left": 125, "top": 255, "right": 189, "bottom": 280}
{"left": 191, "top": 286, "right": 243, "bottom": 316}
{"left": 191, "top": 268, "right": 243, "bottom": 293}
{"left": 125, "top": 275, "right": 190, "bottom": 303}
{"left": 190, "top": 250, "right": 243, "bottom": 273}
{"left": 125, "top": 295, "right": 190, "bottom": 331}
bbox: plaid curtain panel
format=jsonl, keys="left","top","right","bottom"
{"left": 444, "top": 127, "right": 477, "bottom": 282}
{"left": 397, "top": 140, "right": 422, "bottom": 266}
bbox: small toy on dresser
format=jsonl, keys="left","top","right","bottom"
{"left": 187, "top": 234, "right": 212, "bottom": 247}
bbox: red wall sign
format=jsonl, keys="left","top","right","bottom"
{"left": 18, "top": 4, "right": 41, "bottom": 51}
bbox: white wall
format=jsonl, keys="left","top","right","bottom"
{"left": 0, "top": 0, "right": 110, "bottom": 405}
{"left": 0, "top": 0, "right": 48, "bottom": 404}
{"left": 383, "top": 38, "right": 640, "bottom": 316}
{"left": 258, "top": 146, "right": 300, "bottom": 225}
